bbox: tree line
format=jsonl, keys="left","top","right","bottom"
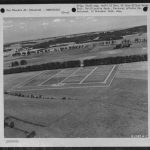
{"left": 4, "top": 60, "right": 81, "bottom": 74}
{"left": 83, "top": 54, "right": 147, "bottom": 67}
{"left": 4, "top": 91, "right": 77, "bottom": 101}
{"left": 4, "top": 54, "right": 147, "bottom": 75}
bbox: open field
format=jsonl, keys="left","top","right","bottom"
{"left": 4, "top": 61, "right": 148, "bottom": 138}
{"left": 116, "top": 61, "right": 148, "bottom": 80}
{"left": 4, "top": 71, "right": 38, "bottom": 91}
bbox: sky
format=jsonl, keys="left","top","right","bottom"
{"left": 3, "top": 16, "right": 146, "bottom": 43}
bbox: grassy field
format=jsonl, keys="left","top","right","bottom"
{"left": 24, "top": 70, "right": 60, "bottom": 86}
{"left": 4, "top": 61, "right": 148, "bottom": 138}
{"left": 4, "top": 71, "right": 38, "bottom": 91}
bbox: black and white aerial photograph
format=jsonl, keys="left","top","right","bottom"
{"left": 3, "top": 16, "right": 148, "bottom": 138}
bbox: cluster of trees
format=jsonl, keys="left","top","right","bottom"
{"left": 11, "top": 61, "right": 19, "bottom": 67}
{"left": 134, "top": 38, "right": 147, "bottom": 43}
{"left": 20, "top": 60, "right": 27, "bottom": 65}
{"left": 83, "top": 54, "right": 147, "bottom": 67}
{"left": 4, "top": 60, "right": 80, "bottom": 74}
{"left": 11, "top": 60, "right": 27, "bottom": 67}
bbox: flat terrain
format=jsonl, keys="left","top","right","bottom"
{"left": 4, "top": 61, "right": 148, "bottom": 138}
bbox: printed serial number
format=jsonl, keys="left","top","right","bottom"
{"left": 131, "top": 134, "right": 148, "bottom": 138}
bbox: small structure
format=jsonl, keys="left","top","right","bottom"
{"left": 113, "top": 39, "right": 131, "bottom": 49}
